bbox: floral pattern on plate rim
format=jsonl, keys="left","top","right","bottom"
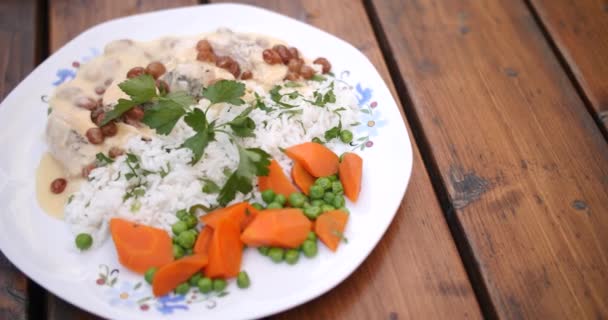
{"left": 46, "top": 51, "right": 387, "bottom": 314}
{"left": 96, "top": 264, "right": 229, "bottom": 314}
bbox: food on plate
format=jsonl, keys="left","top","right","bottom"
{"left": 37, "top": 28, "right": 366, "bottom": 296}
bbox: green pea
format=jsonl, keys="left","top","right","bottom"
{"left": 331, "top": 181, "right": 344, "bottom": 194}
{"left": 237, "top": 271, "right": 251, "bottom": 289}
{"left": 173, "top": 244, "right": 185, "bottom": 259}
{"left": 285, "top": 249, "right": 300, "bottom": 265}
{"left": 189, "top": 273, "right": 202, "bottom": 286}
{"left": 251, "top": 203, "right": 264, "bottom": 210}
{"left": 307, "top": 231, "right": 317, "bottom": 241}
{"left": 301, "top": 240, "right": 318, "bottom": 258}
{"left": 315, "top": 177, "right": 331, "bottom": 190}
{"left": 339, "top": 207, "right": 350, "bottom": 214}
{"left": 266, "top": 202, "right": 283, "bottom": 209}
{"left": 309, "top": 185, "right": 324, "bottom": 199}
{"left": 274, "top": 194, "right": 287, "bottom": 205}
{"left": 172, "top": 221, "right": 188, "bottom": 235}
{"left": 261, "top": 190, "right": 276, "bottom": 204}
{"left": 182, "top": 214, "right": 198, "bottom": 229}
{"left": 176, "top": 209, "right": 189, "bottom": 220}
{"left": 323, "top": 192, "right": 336, "bottom": 204}
{"left": 311, "top": 199, "right": 325, "bottom": 207}
{"left": 303, "top": 206, "right": 321, "bottom": 220}
{"left": 328, "top": 175, "right": 338, "bottom": 181}
{"left": 75, "top": 233, "right": 93, "bottom": 251}
{"left": 268, "top": 247, "right": 285, "bottom": 263}
{"left": 339, "top": 153, "right": 345, "bottom": 162}
{"left": 213, "top": 279, "right": 227, "bottom": 292}
{"left": 258, "top": 246, "right": 270, "bottom": 256}
{"left": 340, "top": 130, "right": 353, "bottom": 143}
{"left": 332, "top": 196, "right": 345, "bottom": 208}
{"left": 197, "top": 277, "right": 213, "bottom": 293}
{"left": 144, "top": 267, "right": 157, "bottom": 285}
{"left": 175, "top": 282, "right": 190, "bottom": 295}
{"left": 321, "top": 204, "right": 335, "bottom": 212}
{"left": 302, "top": 201, "right": 312, "bottom": 209}
{"left": 288, "top": 192, "right": 306, "bottom": 208}
{"left": 176, "top": 230, "right": 196, "bottom": 249}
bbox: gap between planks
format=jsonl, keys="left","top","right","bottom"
{"left": 522, "top": 0, "right": 608, "bottom": 141}
{"left": 361, "top": 0, "right": 499, "bottom": 318}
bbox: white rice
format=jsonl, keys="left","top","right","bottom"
{"left": 64, "top": 77, "right": 360, "bottom": 247}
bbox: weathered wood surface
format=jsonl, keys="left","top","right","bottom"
{"left": 0, "top": 0, "right": 40, "bottom": 319}
{"left": 370, "top": 0, "right": 608, "bottom": 318}
{"left": 529, "top": 0, "right": 608, "bottom": 133}
{"left": 212, "top": 1, "right": 481, "bottom": 318}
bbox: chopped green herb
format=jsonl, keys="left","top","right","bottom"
{"left": 141, "top": 99, "right": 187, "bottom": 135}
{"left": 181, "top": 109, "right": 215, "bottom": 164}
{"left": 202, "top": 179, "right": 220, "bottom": 194}
{"left": 95, "top": 152, "right": 114, "bottom": 166}
{"left": 310, "top": 74, "right": 326, "bottom": 82}
{"left": 284, "top": 81, "right": 302, "bottom": 88}
{"left": 227, "top": 107, "right": 256, "bottom": 137}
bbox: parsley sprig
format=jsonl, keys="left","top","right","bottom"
{"left": 100, "top": 74, "right": 195, "bottom": 127}
{"left": 107, "top": 77, "right": 271, "bottom": 205}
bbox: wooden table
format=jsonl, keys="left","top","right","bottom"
{"left": 1, "top": 0, "right": 607, "bottom": 319}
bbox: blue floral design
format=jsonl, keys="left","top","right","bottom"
{"left": 355, "top": 83, "right": 372, "bottom": 106}
{"left": 52, "top": 47, "right": 100, "bottom": 86}
{"left": 155, "top": 294, "right": 189, "bottom": 314}
{"left": 357, "top": 108, "right": 387, "bottom": 138}
{"left": 52, "top": 69, "right": 76, "bottom": 86}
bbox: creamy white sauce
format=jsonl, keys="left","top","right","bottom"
{"left": 39, "top": 28, "right": 297, "bottom": 217}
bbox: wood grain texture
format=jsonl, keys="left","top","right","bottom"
{"left": 213, "top": 1, "right": 482, "bottom": 319}
{"left": 529, "top": 0, "right": 608, "bottom": 133}
{"left": 0, "top": 0, "right": 40, "bottom": 319}
{"left": 47, "top": 2, "right": 199, "bottom": 319}
{"left": 49, "top": 0, "right": 199, "bottom": 52}
{"left": 370, "top": 0, "right": 608, "bottom": 319}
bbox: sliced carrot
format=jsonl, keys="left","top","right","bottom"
{"left": 258, "top": 160, "right": 298, "bottom": 197}
{"left": 199, "top": 202, "right": 258, "bottom": 231}
{"left": 205, "top": 218, "right": 243, "bottom": 278}
{"left": 315, "top": 210, "right": 349, "bottom": 252}
{"left": 241, "top": 204, "right": 259, "bottom": 230}
{"left": 152, "top": 254, "right": 208, "bottom": 297}
{"left": 110, "top": 218, "right": 173, "bottom": 274}
{"left": 241, "top": 209, "right": 312, "bottom": 248}
{"left": 193, "top": 226, "right": 213, "bottom": 255}
{"left": 291, "top": 161, "right": 316, "bottom": 195}
{"left": 338, "top": 152, "right": 363, "bottom": 202}
{"left": 285, "top": 142, "right": 339, "bottom": 177}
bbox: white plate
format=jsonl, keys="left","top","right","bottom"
{"left": 0, "top": 3, "right": 412, "bottom": 320}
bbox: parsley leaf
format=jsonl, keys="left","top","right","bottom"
{"left": 182, "top": 109, "right": 215, "bottom": 164}
{"left": 324, "top": 125, "right": 341, "bottom": 141}
{"left": 217, "top": 146, "right": 271, "bottom": 206}
{"left": 202, "top": 80, "right": 245, "bottom": 105}
{"left": 162, "top": 91, "right": 196, "bottom": 108}
{"left": 118, "top": 74, "right": 157, "bottom": 103}
{"left": 227, "top": 107, "right": 256, "bottom": 137}
{"left": 100, "top": 98, "right": 137, "bottom": 126}
{"left": 142, "top": 99, "right": 187, "bottom": 135}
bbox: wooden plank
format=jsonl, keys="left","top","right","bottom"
{"left": 47, "top": 2, "right": 199, "bottom": 318}
{"left": 49, "top": 0, "right": 199, "bottom": 52}
{"left": 370, "top": 0, "right": 608, "bottom": 319}
{"left": 212, "top": 1, "right": 482, "bottom": 319}
{"left": 0, "top": 0, "right": 40, "bottom": 319}
{"left": 529, "top": 0, "right": 608, "bottom": 133}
